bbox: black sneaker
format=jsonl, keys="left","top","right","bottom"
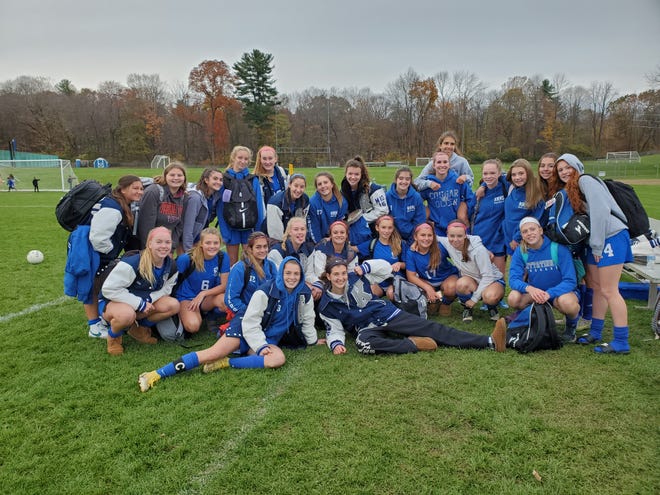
{"left": 462, "top": 308, "right": 473, "bottom": 323}
{"left": 488, "top": 308, "right": 499, "bottom": 321}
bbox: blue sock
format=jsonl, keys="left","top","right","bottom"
{"left": 87, "top": 318, "right": 101, "bottom": 326}
{"left": 582, "top": 288, "right": 593, "bottom": 320}
{"left": 107, "top": 328, "right": 125, "bottom": 338}
{"left": 156, "top": 352, "right": 200, "bottom": 378}
{"left": 441, "top": 296, "right": 454, "bottom": 306}
{"left": 228, "top": 355, "right": 265, "bottom": 369}
{"left": 611, "top": 326, "right": 630, "bottom": 351}
{"left": 137, "top": 317, "right": 156, "bottom": 327}
{"left": 590, "top": 318, "right": 604, "bottom": 340}
{"left": 457, "top": 293, "right": 472, "bottom": 305}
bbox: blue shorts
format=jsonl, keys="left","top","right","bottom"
{"left": 224, "top": 228, "right": 253, "bottom": 246}
{"left": 225, "top": 315, "right": 280, "bottom": 355}
{"left": 587, "top": 230, "right": 633, "bottom": 267}
{"left": 549, "top": 289, "right": 580, "bottom": 306}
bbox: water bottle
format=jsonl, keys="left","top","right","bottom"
{"left": 648, "top": 254, "right": 656, "bottom": 268}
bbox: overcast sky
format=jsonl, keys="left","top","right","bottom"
{"left": 2, "top": 0, "right": 658, "bottom": 97}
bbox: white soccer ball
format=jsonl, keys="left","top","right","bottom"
{"left": 27, "top": 250, "right": 44, "bottom": 264}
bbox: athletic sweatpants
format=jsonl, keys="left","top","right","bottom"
{"left": 355, "top": 311, "right": 490, "bottom": 354}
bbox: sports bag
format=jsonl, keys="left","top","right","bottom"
{"left": 545, "top": 190, "right": 590, "bottom": 245}
{"left": 582, "top": 175, "right": 650, "bottom": 239}
{"left": 392, "top": 276, "right": 427, "bottom": 319}
{"left": 506, "top": 302, "right": 563, "bottom": 353}
{"left": 222, "top": 173, "right": 258, "bottom": 230}
{"left": 55, "top": 179, "right": 112, "bottom": 231}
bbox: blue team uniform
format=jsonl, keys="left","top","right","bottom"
{"left": 405, "top": 245, "right": 458, "bottom": 287}
{"left": 174, "top": 252, "right": 231, "bottom": 302}
{"left": 419, "top": 170, "right": 474, "bottom": 236}
{"left": 385, "top": 184, "right": 426, "bottom": 242}
{"left": 307, "top": 192, "right": 348, "bottom": 243}
{"left": 502, "top": 186, "right": 545, "bottom": 254}
{"left": 472, "top": 181, "right": 508, "bottom": 256}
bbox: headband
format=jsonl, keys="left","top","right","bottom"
{"left": 329, "top": 220, "right": 348, "bottom": 232}
{"left": 258, "top": 146, "right": 276, "bottom": 155}
{"left": 519, "top": 216, "right": 541, "bottom": 229}
{"left": 447, "top": 222, "right": 467, "bottom": 231}
{"left": 414, "top": 223, "right": 433, "bottom": 233}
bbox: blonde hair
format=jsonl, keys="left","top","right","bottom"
{"left": 411, "top": 223, "right": 440, "bottom": 270}
{"left": 253, "top": 146, "right": 278, "bottom": 177}
{"left": 375, "top": 215, "right": 403, "bottom": 257}
{"left": 506, "top": 159, "right": 544, "bottom": 208}
{"left": 280, "top": 217, "right": 307, "bottom": 250}
{"left": 226, "top": 145, "right": 253, "bottom": 171}
{"left": 189, "top": 228, "right": 223, "bottom": 272}
{"left": 139, "top": 227, "right": 171, "bottom": 284}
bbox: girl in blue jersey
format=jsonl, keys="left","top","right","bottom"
{"left": 318, "top": 257, "right": 505, "bottom": 356}
{"left": 341, "top": 156, "right": 388, "bottom": 245}
{"left": 308, "top": 220, "right": 359, "bottom": 290}
{"left": 100, "top": 227, "right": 180, "bottom": 355}
{"left": 182, "top": 167, "right": 223, "bottom": 251}
{"left": 265, "top": 173, "right": 310, "bottom": 242}
{"left": 175, "top": 228, "right": 230, "bottom": 334}
{"left": 385, "top": 167, "right": 426, "bottom": 242}
{"left": 76, "top": 175, "right": 144, "bottom": 339}
{"left": 138, "top": 256, "right": 320, "bottom": 392}
{"left": 357, "top": 215, "right": 407, "bottom": 299}
{"left": 502, "top": 158, "right": 545, "bottom": 255}
{"left": 554, "top": 154, "right": 633, "bottom": 353}
{"left": 507, "top": 217, "right": 580, "bottom": 342}
{"left": 216, "top": 146, "right": 266, "bottom": 266}
{"left": 414, "top": 131, "right": 475, "bottom": 189}
{"left": 405, "top": 222, "right": 459, "bottom": 316}
{"left": 308, "top": 172, "right": 348, "bottom": 243}
{"left": 441, "top": 220, "right": 505, "bottom": 323}
{"left": 419, "top": 152, "right": 474, "bottom": 236}
{"left": 538, "top": 152, "right": 558, "bottom": 201}
{"left": 254, "top": 146, "right": 288, "bottom": 204}
{"left": 471, "top": 159, "right": 508, "bottom": 276}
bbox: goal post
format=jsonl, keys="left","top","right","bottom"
{"left": 0, "top": 159, "right": 76, "bottom": 192}
{"left": 150, "top": 155, "right": 170, "bottom": 169}
{"left": 416, "top": 157, "right": 432, "bottom": 167}
{"left": 605, "top": 151, "right": 641, "bottom": 163}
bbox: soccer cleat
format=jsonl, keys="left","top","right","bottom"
{"left": 128, "top": 324, "right": 157, "bottom": 344}
{"left": 576, "top": 318, "right": 592, "bottom": 331}
{"left": 88, "top": 320, "right": 109, "bottom": 339}
{"left": 427, "top": 301, "right": 440, "bottom": 316}
{"left": 407, "top": 336, "right": 437, "bottom": 352}
{"left": 462, "top": 307, "right": 473, "bottom": 322}
{"left": 202, "top": 357, "right": 230, "bottom": 373}
{"left": 107, "top": 336, "right": 124, "bottom": 355}
{"left": 138, "top": 371, "right": 161, "bottom": 392}
{"left": 488, "top": 308, "right": 500, "bottom": 321}
{"left": 439, "top": 304, "right": 452, "bottom": 317}
{"left": 491, "top": 318, "right": 507, "bottom": 352}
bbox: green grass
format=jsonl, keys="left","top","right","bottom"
{"left": 0, "top": 165, "right": 658, "bottom": 494}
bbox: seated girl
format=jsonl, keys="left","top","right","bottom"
{"left": 100, "top": 227, "right": 180, "bottom": 355}
{"left": 174, "top": 228, "right": 230, "bottom": 334}
{"left": 405, "top": 222, "right": 458, "bottom": 316}
{"left": 138, "top": 257, "right": 320, "bottom": 392}
{"left": 439, "top": 220, "right": 505, "bottom": 323}
{"left": 318, "top": 257, "right": 506, "bottom": 356}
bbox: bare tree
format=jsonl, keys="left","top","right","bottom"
{"left": 589, "top": 81, "right": 616, "bottom": 155}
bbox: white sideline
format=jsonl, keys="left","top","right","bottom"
{"left": 0, "top": 296, "right": 70, "bottom": 323}
{"left": 179, "top": 352, "right": 310, "bottom": 495}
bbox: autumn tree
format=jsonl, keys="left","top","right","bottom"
{"left": 188, "top": 60, "right": 237, "bottom": 163}
{"left": 233, "top": 49, "right": 280, "bottom": 143}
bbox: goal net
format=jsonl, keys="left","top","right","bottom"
{"left": 416, "top": 157, "right": 432, "bottom": 167}
{"left": 606, "top": 151, "right": 641, "bottom": 163}
{"left": 150, "top": 155, "right": 171, "bottom": 169}
{"left": 0, "top": 159, "right": 76, "bottom": 192}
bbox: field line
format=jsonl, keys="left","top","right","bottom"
{"left": 0, "top": 296, "right": 70, "bottom": 323}
{"left": 179, "top": 352, "right": 311, "bottom": 495}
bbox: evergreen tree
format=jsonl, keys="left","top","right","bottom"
{"left": 233, "top": 49, "right": 280, "bottom": 137}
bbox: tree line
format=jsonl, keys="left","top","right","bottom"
{"left": 0, "top": 50, "right": 657, "bottom": 167}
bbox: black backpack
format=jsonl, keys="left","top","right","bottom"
{"left": 222, "top": 173, "right": 258, "bottom": 230}
{"left": 585, "top": 175, "right": 650, "bottom": 239}
{"left": 506, "top": 302, "right": 563, "bottom": 353}
{"left": 55, "top": 179, "right": 112, "bottom": 231}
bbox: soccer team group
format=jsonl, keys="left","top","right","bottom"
{"left": 62, "top": 131, "right": 635, "bottom": 392}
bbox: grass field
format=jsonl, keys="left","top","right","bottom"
{"left": 0, "top": 164, "right": 658, "bottom": 494}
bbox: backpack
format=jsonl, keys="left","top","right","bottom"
{"left": 392, "top": 276, "right": 428, "bottom": 319}
{"left": 520, "top": 242, "right": 585, "bottom": 282}
{"left": 222, "top": 173, "right": 259, "bottom": 230}
{"left": 506, "top": 302, "right": 563, "bottom": 353}
{"left": 173, "top": 251, "right": 225, "bottom": 295}
{"left": 55, "top": 179, "right": 112, "bottom": 231}
{"left": 545, "top": 191, "right": 590, "bottom": 246}
{"left": 585, "top": 175, "right": 650, "bottom": 239}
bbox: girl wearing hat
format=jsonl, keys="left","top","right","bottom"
{"left": 553, "top": 154, "right": 632, "bottom": 353}
{"left": 507, "top": 216, "right": 580, "bottom": 342}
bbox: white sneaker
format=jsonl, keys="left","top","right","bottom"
{"left": 88, "top": 320, "right": 109, "bottom": 339}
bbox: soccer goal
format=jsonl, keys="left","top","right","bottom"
{"left": 150, "top": 155, "right": 170, "bottom": 169}
{"left": 416, "top": 157, "right": 432, "bottom": 167}
{"left": 606, "top": 151, "right": 641, "bottom": 163}
{"left": 0, "top": 159, "right": 76, "bottom": 192}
